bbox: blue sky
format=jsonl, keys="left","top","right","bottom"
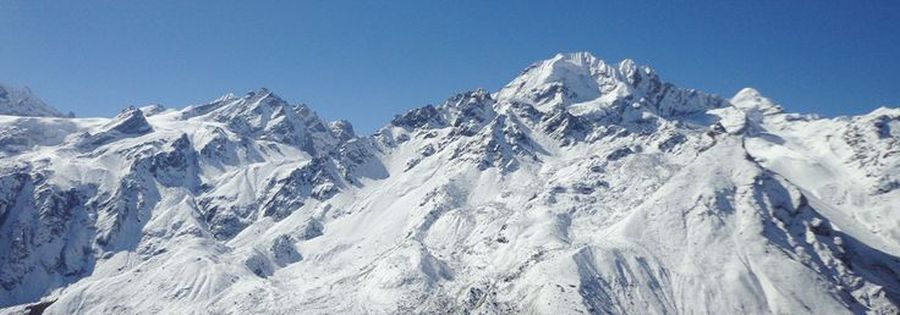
{"left": 1, "top": 1, "right": 899, "bottom": 132}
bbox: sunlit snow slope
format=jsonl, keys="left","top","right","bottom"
{"left": 1, "top": 52, "right": 898, "bottom": 314}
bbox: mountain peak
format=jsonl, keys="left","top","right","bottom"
{"left": 213, "top": 92, "right": 239, "bottom": 103}
{"left": 246, "top": 87, "right": 272, "bottom": 99}
{"left": 182, "top": 88, "right": 287, "bottom": 119}
{"left": 618, "top": 58, "right": 637, "bottom": 74}
{"left": 1, "top": 54, "right": 899, "bottom": 315}
{"left": 0, "top": 84, "right": 68, "bottom": 117}
{"left": 551, "top": 51, "right": 603, "bottom": 66}
{"left": 731, "top": 87, "right": 783, "bottom": 115}
{"left": 496, "top": 52, "right": 610, "bottom": 111}
{"left": 732, "top": 87, "right": 764, "bottom": 101}
{"left": 497, "top": 52, "right": 723, "bottom": 118}
{"left": 104, "top": 106, "right": 152, "bottom": 135}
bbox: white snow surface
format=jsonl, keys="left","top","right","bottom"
{"left": 1, "top": 52, "right": 898, "bottom": 314}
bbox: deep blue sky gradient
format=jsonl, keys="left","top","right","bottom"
{"left": 1, "top": 1, "right": 899, "bottom": 132}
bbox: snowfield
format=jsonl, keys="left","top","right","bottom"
{"left": 0, "top": 52, "right": 898, "bottom": 314}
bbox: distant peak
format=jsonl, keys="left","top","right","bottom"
{"left": 618, "top": 58, "right": 637, "bottom": 73}
{"left": 234, "top": 88, "right": 291, "bottom": 111}
{"left": 552, "top": 51, "right": 601, "bottom": 65}
{"left": 329, "top": 120, "right": 356, "bottom": 141}
{"left": 119, "top": 105, "right": 140, "bottom": 113}
{"left": 498, "top": 52, "right": 633, "bottom": 110}
{"left": 496, "top": 52, "right": 609, "bottom": 109}
{"left": 214, "top": 93, "right": 238, "bottom": 103}
{"left": 730, "top": 87, "right": 783, "bottom": 115}
{"left": 245, "top": 87, "right": 273, "bottom": 99}
{"left": 0, "top": 83, "right": 67, "bottom": 117}
{"left": 102, "top": 106, "right": 152, "bottom": 135}
{"left": 617, "top": 58, "right": 655, "bottom": 80}
{"left": 496, "top": 52, "right": 724, "bottom": 117}
{"left": 139, "top": 104, "right": 166, "bottom": 116}
{"left": 733, "top": 87, "right": 763, "bottom": 100}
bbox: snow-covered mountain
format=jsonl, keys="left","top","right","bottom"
{"left": 1, "top": 52, "right": 898, "bottom": 314}
{"left": 0, "top": 85, "right": 68, "bottom": 118}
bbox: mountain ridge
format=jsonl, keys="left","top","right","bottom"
{"left": 0, "top": 52, "right": 898, "bottom": 314}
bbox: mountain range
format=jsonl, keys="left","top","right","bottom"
{"left": 0, "top": 52, "right": 898, "bottom": 314}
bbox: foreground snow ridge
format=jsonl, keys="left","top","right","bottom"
{"left": 1, "top": 52, "right": 898, "bottom": 314}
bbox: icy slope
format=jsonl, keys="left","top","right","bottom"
{"left": 0, "top": 52, "right": 898, "bottom": 314}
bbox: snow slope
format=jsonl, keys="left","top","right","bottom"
{"left": 0, "top": 52, "right": 898, "bottom": 314}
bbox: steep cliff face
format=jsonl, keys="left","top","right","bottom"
{"left": 1, "top": 53, "right": 898, "bottom": 314}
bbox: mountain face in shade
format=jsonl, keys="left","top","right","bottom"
{"left": 1, "top": 52, "right": 898, "bottom": 314}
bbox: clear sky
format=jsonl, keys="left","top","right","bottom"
{"left": 1, "top": 1, "right": 899, "bottom": 132}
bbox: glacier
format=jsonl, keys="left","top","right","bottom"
{"left": 0, "top": 52, "right": 898, "bottom": 314}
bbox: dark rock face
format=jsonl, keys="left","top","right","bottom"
{"left": 332, "top": 138, "right": 379, "bottom": 182}
{"left": 199, "top": 127, "right": 241, "bottom": 165}
{"left": 106, "top": 107, "right": 153, "bottom": 135}
{"left": 388, "top": 90, "right": 547, "bottom": 173}
{"left": 606, "top": 147, "right": 633, "bottom": 161}
{"left": 617, "top": 62, "right": 728, "bottom": 119}
{"left": 541, "top": 108, "right": 590, "bottom": 145}
{"left": 261, "top": 158, "right": 339, "bottom": 221}
{"left": 198, "top": 157, "right": 344, "bottom": 240}
{"left": 270, "top": 234, "right": 302, "bottom": 266}
{"left": 657, "top": 133, "right": 687, "bottom": 152}
{"left": 298, "top": 219, "right": 324, "bottom": 240}
{"left": 842, "top": 113, "right": 900, "bottom": 195}
{"left": 392, "top": 90, "right": 496, "bottom": 134}
{"left": 392, "top": 105, "right": 443, "bottom": 130}
{"left": 448, "top": 115, "right": 539, "bottom": 173}
{"left": 244, "top": 253, "right": 273, "bottom": 278}
{"left": 0, "top": 168, "right": 97, "bottom": 306}
{"left": 200, "top": 202, "right": 254, "bottom": 241}
{"left": 444, "top": 90, "right": 496, "bottom": 135}
{"left": 144, "top": 134, "right": 200, "bottom": 188}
